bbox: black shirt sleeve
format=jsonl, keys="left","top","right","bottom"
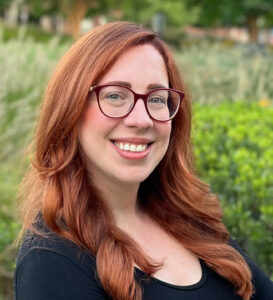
{"left": 249, "top": 258, "right": 273, "bottom": 300}
{"left": 14, "top": 248, "right": 109, "bottom": 300}
{"left": 229, "top": 238, "right": 273, "bottom": 300}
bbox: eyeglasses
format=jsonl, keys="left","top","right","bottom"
{"left": 89, "top": 84, "right": 185, "bottom": 122}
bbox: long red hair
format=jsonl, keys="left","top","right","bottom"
{"left": 17, "top": 22, "right": 253, "bottom": 300}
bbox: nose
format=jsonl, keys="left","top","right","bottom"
{"left": 123, "top": 99, "right": 153, "bottom": 128}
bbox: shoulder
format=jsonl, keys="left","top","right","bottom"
{"left": 16, "top": 225, "right": 95, "bottom": 271}
{"left": 14, "top": 222, "right": 109, "bottom": 300}
{"left": 229, "top": 238, "right": 273, "bottom": 300}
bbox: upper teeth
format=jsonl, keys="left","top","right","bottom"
{"left": 114, "top": 141, "right": 148, "bottom": 152}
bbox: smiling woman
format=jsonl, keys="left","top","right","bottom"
{"left": 14, "top": 22, "right": 273, "bottom": 300}
{"left": 77, "top": 44, "right": 172, "bottom": 187}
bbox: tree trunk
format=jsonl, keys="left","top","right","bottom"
{"left": 4, "top": 0, "right": 22, "bottom": 26}
{"left": 63, "top": 0, "right": 88, "bottom": 39}
{"left": 246, "top": 14, "right": 259, "bottom": 43}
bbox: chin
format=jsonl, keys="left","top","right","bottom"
{"left": 114, "top": 170, "right": 152, "bottom": 185}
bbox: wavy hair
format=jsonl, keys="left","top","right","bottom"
{"left": 17, "top": 21, "right": 253, "bottom": 300}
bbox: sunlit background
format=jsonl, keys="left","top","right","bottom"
{"left": 1, "top": 0, "right": 273, "bottom": 298}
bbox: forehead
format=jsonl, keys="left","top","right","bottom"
{"left": 98, "top": 44, "right": 169, "bottom": 88}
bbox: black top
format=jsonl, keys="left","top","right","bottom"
{"left": 14, "top": 222, "right": 273, "bottom": 300}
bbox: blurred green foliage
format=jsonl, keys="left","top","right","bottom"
{"left": 186, "top": 0, "right": 273, "bottom": 27}
{"left": 0, "top": 28, "right": 70, "bottom": 298}
{"left": 175, "top": 43, "right": 273, "bottom": 103}
{"left": 0, "top": 22, "right": 72, "bottom": 43}
{"left": 0, "top": 27, "right": 272, "bottom": 298}
{"left": 193, "top": 101, "right": 273, "bottom": 277}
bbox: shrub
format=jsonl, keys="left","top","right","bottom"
{"left": 193, "top": 101, "right": 273, "bottom": 278}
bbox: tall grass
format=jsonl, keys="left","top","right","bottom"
{"left": 0, "top": 32, "right": 70, "bottom": 298}
{"left": 0, "top": 31, "right": 70, "bottom": 162}
{"left": 175, "top": 42, "right": 273, "bottom": 104}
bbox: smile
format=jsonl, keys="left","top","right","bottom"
{"left": 114, "top": 141, "right": 148, "bottom": 152}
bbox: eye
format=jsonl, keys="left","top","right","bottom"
{"left": 148, "top": 96, "right": 167, "bottom": 105}
{"left": 106, "top": 93, "right": 123, "bottom": 101}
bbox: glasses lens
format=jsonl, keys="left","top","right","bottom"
{"left": 98, "top": 86, "right": 134, "bottom": 117}
{"left": 147, "top": 89, "right": 180, "bottom": 121}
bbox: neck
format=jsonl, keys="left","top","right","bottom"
{"left": 88, "top": 172, "right": 145, "bottom": 224}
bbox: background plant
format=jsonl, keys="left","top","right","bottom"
{"left": 175, "top": 42, "right": 273, "bottom": 104}
{"left": 193, "top": 101, "right": 273, "bottom": 278}
{"left": 0, "top": 28, "right": 70, "bottom": 299}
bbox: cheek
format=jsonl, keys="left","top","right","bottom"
{"left": 77, "top": 103, "right": 102, "bottom": 147}
{"left": 77, "top": 102, "right": 118, "bottom": 142}
{"left": 156, "top": 121, "right": 172, "bottom": 143}
{"left": 81, "top": 102, "right": 101, "bottom": 126}
{"left": 79, "top": 101, "right": 110, "bottom": 136}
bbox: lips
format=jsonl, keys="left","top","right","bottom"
{"left": 111, "top": 137, "right": 154, "bottom": 144}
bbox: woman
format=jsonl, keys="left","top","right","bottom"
{"left": 14, "top": 22, "right": 273, "bottom": 300}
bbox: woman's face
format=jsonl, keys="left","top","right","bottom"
{"left": 77, "top": 44, "right": 171, "bottom": 186}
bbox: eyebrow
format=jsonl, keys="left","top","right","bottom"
{"left": 103, "top": 81, "right": 168, "bottom": 90}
